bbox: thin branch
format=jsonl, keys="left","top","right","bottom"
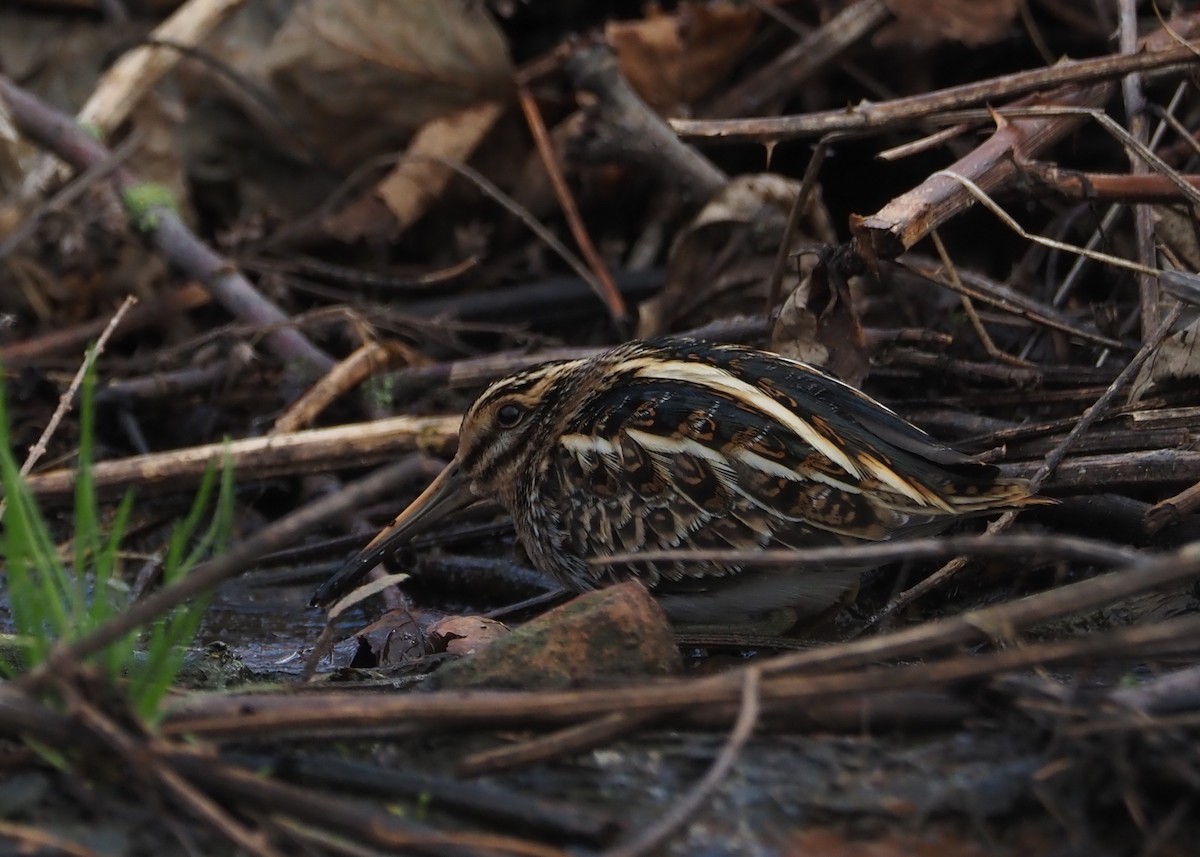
{"left": 516, "top": 83, "right": 628, "bottom": 329}
{"left": 672, "top": 32, "right": 1200, "bottom": 142}
{"left": 19, "top": 295, "right": 136, "bottom": 478}
{"left": 603, "top": 669, "right": 761, "bottom": 857}
{"left": 863, "top": 302, "right": 1182, "bottom": 628}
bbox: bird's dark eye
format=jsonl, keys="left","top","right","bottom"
{"left": 496, "top": 403, "right": 525, "bottom": 428}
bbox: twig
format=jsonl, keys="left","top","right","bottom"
{"left": 257, "top": 147, "right": 619, "bottom": 315}
{"left": 18, "top": 295, "right": 136, "bottom": 479}
{"left": 929, "top": 166, "right": 1157, "bottom": 279}
{"left": 564, "top": 41, "right": 727, "bottom": 203}
{"left": 704, "top": 0, "right": 892, "bottom": 118}
{"left": 1019, "top": 163, "right": 1200, "bottom": 202}
{"left": 78, "top": 0, "right": 246, "bottom": 133}
{"left": 1018, "top": 80, "right": 1188, "bottom": 360}
{"left": 1028, "top": 303, "right": 1183, "bottom": 491}
{"left": 20, "top": 414, "right": 459, "bottom": 503}
{"left": 60, "top": 683, "right": 281, "bottom": 857}
{"left": 160, "top": 575, "right": 1200, "bottom": 738}
{"left": 0, "top": 284, "right": 210, "bottom": 366}
{"left": 271, "top": 340, "right": 415, "bottom": 434}
{"left": 1145, "top": 480, "right": 1200, "bottom": 535}
{"left": 894, "top": 255, "right": 1124, "bottom": 349}
{"left": 0, "top": 295, "right": 137, "bottom": 522}
{"left": 271, "top": 754, "right": 618, "bottom": 844}
{"left": 929, "top": 229, "right": 1033, "bottom": 367}
{"left": 765, "top": 137, "right": 831, "bottom": 316}
{"left": 0, "top": 821, "right": 103, "bottom": 857}
{"left": 600, "top": 532, "right": 1144, "bottom": 571}
{"left": 0, "top": 75, "right": 335, "bottom": 378}
{"left": 166, "top": 753, "right": 568, "bottom": 857}
{"left": 517, "top": 83, "right": 628, "bottom": 330}
{"left": 603, "top": 669, "right": 761, "bottom": 857}
{"left": 19, "top": 0, "right": 246, "bottom": 198}
{"left": 672, "top": 29, "right": 1200, "bottom": 142}
{"left": 457, "top": 710, "right": 660, "bottom": 776}
{"left": 1120, "top": 0, "right": 1162, "bottom": 341}
{"left": 406, "top": 153, "right": 613, "bottom": 313}
{"left": 864, "top": 302, "right": 1183, "bottom": 628}
{"left": 95, "top": 342, "right": 252, "bottom": 407}
{"left": 742, "top": 0, "right": 898, "bottom": 102}
{"left": 757, "top": 545, "right": 1200, "bottom": 678}
{"left": 0, "top": 131, "right": 143, "bottom": 262}
{"left": 850, "top": 19, "right": 1200, "bottom": 260}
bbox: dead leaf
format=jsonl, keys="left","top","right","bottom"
{"left": 1154, "top": 205, "right": 1200, "bottom": 272}
{"left": 1128, "top": 207, "right": 1200, "bottom": 402}
{"left": 428, "top": 615, "right": 510, "bottom": 657}
{"left": 262, "top": 0, "right": 513, "bottom": 170}
{"left": 1128, "top": 311, "right": 1200, "bottom": 403}
{"left": 771, "top": 250, "right": 869, "bottom": 386}
{"left": 879, "top": 0, "right": 1020, "bottom": 48}
{"left": 323, "top": 101, "right": 505, "bottom": 242}
{"left": 352, "top": 608, "right": 428, "bottom": 667}
{"left": 607, "top": 2, "right": 760, "bottom": 114}
{"left": 637, "top": 173, "right": 836, "bottom": 337}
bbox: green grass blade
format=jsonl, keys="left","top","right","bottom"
{"left": 72, "top": 349, "right": 102, "bottom": 631}
{"left": 1, "top": 358, "right": 236, "bottom": 726}
{"left": 132, "top": 448, "right": 234, "bottom": 722}
{"left": 0, "top": 388, "right": 70, "bottom": 660}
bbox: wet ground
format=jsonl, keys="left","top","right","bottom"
{"left": 170, "top": 571, "right": 1200, "bottom": 857}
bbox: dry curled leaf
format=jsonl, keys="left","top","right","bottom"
{"left": 263, "top": 0, "right": 512, "bottom": 170}
{"left": 353, "top": 607, "right": 429, "bottom": 668}
{"left": 429, "top": 615, "right": 510, "bottom": 657}
{"left": 323, "top": 100, "right": 505, "bottom": 242}
{"left": 771, "top": 251, "right": 869, "bottom": 386}
{"left": 637, "top": 173, "right": 836, "bottom": 337}
{"left": 1127, "top": 303, "right": 1200, "bottom": 403}
{"left": 1154, "top": 205, "right": 1200, "bottom": 273}
{"left": 607, "top": 1, "right": 760, "bottom": 114}
{"left": 1128, "top": 207, "right": 1200, "bottom": 402}
{"left": 879, "top": 0, "right": 1020, "bottom": 48}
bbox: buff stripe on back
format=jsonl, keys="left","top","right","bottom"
{"left": 622, "top": 357, "right": 948, "bottom": 509}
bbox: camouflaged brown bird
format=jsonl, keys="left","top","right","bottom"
{"left": 312, "top": 338, "right": 1044, "bottom": 623}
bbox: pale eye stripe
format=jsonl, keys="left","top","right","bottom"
{"left": 856, "top": 451, "right": 952, "bottom": 511}
{"left": 626, "top": 359, "right": 864, "bottom": 479}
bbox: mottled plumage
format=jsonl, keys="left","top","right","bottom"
{"left": 312, "top": 339, "right": 1042, "bottom": 622}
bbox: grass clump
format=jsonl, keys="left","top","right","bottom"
{"left": 0, "top": 352, "right": 233, "bottom": 723}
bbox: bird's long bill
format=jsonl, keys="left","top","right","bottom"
{"left": 309, "top": 461, "right": 474, "bottom": 607}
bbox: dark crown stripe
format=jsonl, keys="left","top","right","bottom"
{"left": 458, "top": 363, "right": 581, "bottom": 480}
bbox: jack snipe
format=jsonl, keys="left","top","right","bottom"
{"left": 312, "top": 338, "right": 1042, "bottom": 623}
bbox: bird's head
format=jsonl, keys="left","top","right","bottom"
{"left": 309, "top": 358, "right": 584, "bottom": 607}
